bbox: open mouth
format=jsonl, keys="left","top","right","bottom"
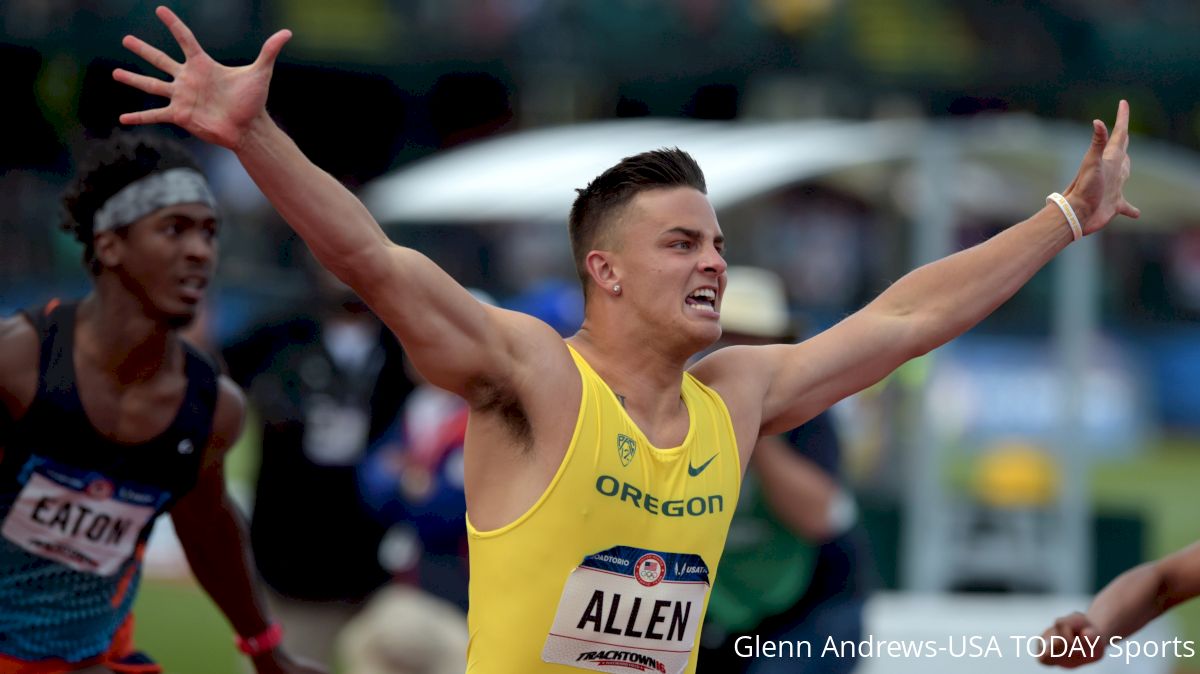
{"left": 685, "top": 287, "right": 718, "bottom": 315}
{"left": 177, "top": 275, "right": 208, "bottom": 302}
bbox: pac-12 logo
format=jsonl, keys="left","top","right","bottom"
{"left": 616, "top": 434, "right": 637, "bottom": 467}
{"left": 86, "top": 478, "right": 114, "bottom": 500}
{"left": 634, "top": 553, "right": 666, "bottom": 587}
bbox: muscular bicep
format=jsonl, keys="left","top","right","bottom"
{"left": 759, "top": 308, "right": 921, "bottom": 435}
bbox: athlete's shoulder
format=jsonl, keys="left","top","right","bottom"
{"left": 208, "top": 375, "right": 246, "bottom": 454}
{"left": 0, "top": 313, "right": 38, "bottom": 355}
{"left": 688, "top": 343, "right": 779, "bottom": 387}
{"left": 0, "top": 313, "right": 41, "bottom": 420}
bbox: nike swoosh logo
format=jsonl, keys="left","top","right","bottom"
{"left": 687, "top": 454, "right": 718, "bottom": 477}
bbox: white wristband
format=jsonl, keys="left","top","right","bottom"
{"left": 1046, "top": 192, "right": 1083, "bottom": 242}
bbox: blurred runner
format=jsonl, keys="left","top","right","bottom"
{"left": 0, "top": 131, "right": 320, "bottom": 674}
{"left": 1039, "top": 541, "right": 1200, "bottom": 668}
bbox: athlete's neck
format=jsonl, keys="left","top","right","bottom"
{"left": 77, "top": 291, "right": 181, "bottom": 385}
{"left": 568, "top": 328, "right": 689, "bottom": 436}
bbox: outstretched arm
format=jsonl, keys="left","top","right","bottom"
{"left": 1038, "top": 541, "right": 1200, "bottom": 668}
{"left": 171, "top": 379, "right": 324, "bottom": 674}
{"left": 113, "top": 7, "right": 560, "bottom": 400}
{"left": 700, "top": 102, "right": 1138, "bottom": 437}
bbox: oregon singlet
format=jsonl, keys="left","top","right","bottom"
{"left": 0, "top": 302, "right": 216, "bottom": 666}
{"left": 466, "top": 345, "right": 740, "bottom": 674}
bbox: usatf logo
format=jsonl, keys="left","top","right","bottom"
{"left": 617, "top": 434, "right": 637, "bottom": 467}
{"left": 635, "top": 553, "right": 666, "bottom": 587}
{"left": 85, "top": 478, "right": 114, "bottom": 500}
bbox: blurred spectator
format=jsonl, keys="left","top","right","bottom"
{"left": 698, "top": 266, "right": 875, "bottom": 674}
{"left": 222, "top": 260, "right": 414, "bottom": 669}
{"left": 753, "top": 187, "right": 873, "bottom": 316}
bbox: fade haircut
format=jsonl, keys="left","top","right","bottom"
{"left": 568, "top": 147, "right": 707, "bottom": 298}
{"left": 60, "top": 132, "right": 202, "bottom": 276}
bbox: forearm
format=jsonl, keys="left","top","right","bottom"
{"left": 873, "top": 202, "right": 1074, "bottom": 354}
{"left": 1087, "top": 563, "right": 1171, "bottom": 639}
{"left": 235, "top": 112, "right": 391, "bottom": 283}
{"left": 178, "top": 493, "right": 273, "bottom": 638}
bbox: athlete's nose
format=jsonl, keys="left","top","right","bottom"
{"left": 183, "top": 228, "right": 215, "bottom": 265}
{"left": 700, "top": 244, "right": 727, "bottom": 277}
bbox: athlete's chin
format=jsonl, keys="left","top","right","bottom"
{"left": 160, "top": 306, "right": 198, "bottom": 330}
{"left": 680, "top": 323, "right": 721, "bottom": 354}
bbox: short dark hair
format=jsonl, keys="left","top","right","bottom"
{"left": 568, "top": 147, "right": 707, "bottom": 297}
{"left": 60, "top": 132, "right": 202, "bottom": 276}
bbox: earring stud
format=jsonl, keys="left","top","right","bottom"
{"left": 613, "top": 284, "right": 621, "bottom": 295}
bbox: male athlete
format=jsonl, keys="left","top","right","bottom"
{"left": 0, "top": 132, "right": 319, "bottom": 673}
{"left": 113, "top": 7, "right": 1138, "bottom": 673}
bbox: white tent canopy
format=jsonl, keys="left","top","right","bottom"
{"left": 362, "top": 117, "right": 1200, "bottom": 227}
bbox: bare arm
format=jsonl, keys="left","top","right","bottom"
{"left": 700, "top": 102, "right": 1138, "bottom": 438}
{"left": 171, "top": 378, "right": 324, "bottom": 674}
{"left": 1038, "top": 542, "right": 1200, "bottom": 668}
{"left": 113, "top": 7, "right": 556, "bottom": 399}
{"left": 0, "top": 315, "right": 40, "bottom": 457}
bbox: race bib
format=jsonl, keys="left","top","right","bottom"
{"left": 542, "top": 545, "right": 710, "bottom": 674}
{"left": 1, "top": 457, "right": 165, "bottom": 576}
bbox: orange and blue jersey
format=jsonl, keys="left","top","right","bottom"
{"left": 0, "top": 303, "right": 217, "bottom": 669}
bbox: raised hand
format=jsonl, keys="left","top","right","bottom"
{"left": 1038, "top": 612, "right": 1107, "bottom": 669}
{"left": 1062, "top": 100, "right": 1141, "bottom": 235}
{"left": 113, "top": 6, "right": 291, "bottom": 150}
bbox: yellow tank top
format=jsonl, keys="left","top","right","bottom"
{"left": 466, "top": 345, "right": 740, "bottom": 674}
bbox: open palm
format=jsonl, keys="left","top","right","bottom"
{"left": 114, "top": 6, "right": 291, "bottom": 150}
{"left": 1062, "top": 100, "right": 1140, "bottom": 235}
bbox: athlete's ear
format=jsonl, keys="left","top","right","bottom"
{"left": 93, "top": 230, "right": 122, "bottom": 271}
{"left": 585, "top": 250, "right": 620, "bottom": 295}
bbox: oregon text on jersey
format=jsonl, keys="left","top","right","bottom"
{"left": 595, "top": 475, "right": 725, "bottom": 517}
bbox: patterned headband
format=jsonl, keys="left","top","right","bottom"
{"left": 92, "top": 168, "right": 217, "bottom": 233}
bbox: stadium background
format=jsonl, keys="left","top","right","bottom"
{"left": 3, "top": 1, "right": 1200, "bottom": 672}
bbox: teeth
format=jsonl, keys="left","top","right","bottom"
{"left": 691, "top": 288, "right": 716, "bottom": 300}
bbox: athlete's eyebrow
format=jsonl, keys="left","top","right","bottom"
{"left": 663, "top": 227, "right": 701, "bottom": 240}
{"left": 662, "top": 227, "right": 724, "bottom": 246}
{"left": 157, "top": 208, "right": 219, "bottom": 227}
